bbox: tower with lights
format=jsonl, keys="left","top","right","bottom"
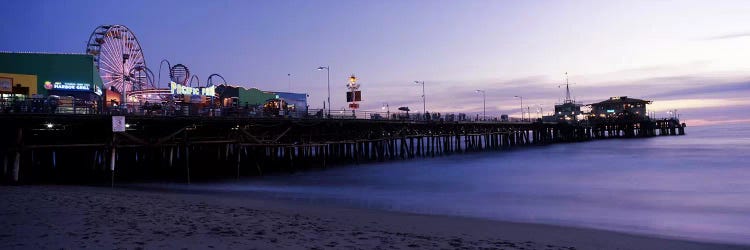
{"left": 346, "top": 74, "right": 362, "bottom": 110}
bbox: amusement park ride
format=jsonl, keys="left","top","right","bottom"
{"left": 86, "top": 24, "right": 151, "bottom": 107}
{"left": 85, "top": 24, "right": 224, "bottom": 111}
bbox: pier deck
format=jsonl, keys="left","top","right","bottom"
{"left": 0, "top": 114, "right": 685, "bottom": 184}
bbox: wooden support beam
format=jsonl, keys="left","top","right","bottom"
{"left": 119, "top": 132, "right": 149, "bottom": 145}
{"left": 24, "top": 144, "right": 108, "bottom": 149}
{"left": 184, "top": 131, "right": 191, "bottom": 184}
{"left": 12, "top": 128, "right": 23, "bottom": 183}
{"left": 239, "top": 128, "right": 264, "bottom": 144}
{"left": 272, "top": 126, "right": 293, "bottom": 143}
{"left": 110, "top": 133, "right": 117, "bottom": 188}
{"left": 236, "top": 144, "right": 241, "bottom": 179}
{"left": 155, "top": 127, "right": 186, "bottom": 145}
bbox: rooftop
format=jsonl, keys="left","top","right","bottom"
{"left": 0, "top": 51, "right": 88, "bottom": 56}
{"left": 591, "top": 96, "right": 652, "bottom": 105}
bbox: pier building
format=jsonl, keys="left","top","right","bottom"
{"left": 215, "top": 84, "right": 308, "bottom": 117}
{"left": 552, "top": 102, "right": 583, "bottom": 122}
{"left": 544, "top": 73, "right": 583, "bottom": 122}
{"left": 0, "top": 52, "right": 104, "bottom": 113}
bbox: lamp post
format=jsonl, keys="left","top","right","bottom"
{"left": 382, "top": 103, "right": 390, "bottom": 120}
{"left": 287, "top": 73, "right": 292, "bottom": 92}
{"left": 667, "top": 109, "right": 678, "bottom": 120}
{"left": 538, "top": 104, "right": 544, "bottom": 120}
{"left": 527, "top": 106, "right": 531, "bottom": 121}
{"left": 414, "top": 81, "right": 425, "bottom": 115}
{"left": 514, "top": 95, "right": 523, "bottom": 122}
{"left": 316, "top": 66, "right": 330, "bottom": 118}
{"left": 475, "top": 90, "right": 485, "bottom": 120}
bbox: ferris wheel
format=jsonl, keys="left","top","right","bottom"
{"left": 86, "top": 24, "right": 150, "bottom": 94}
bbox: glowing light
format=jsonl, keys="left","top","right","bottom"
{"left": 170, "top": 81, "right": 216, "bottom": 96}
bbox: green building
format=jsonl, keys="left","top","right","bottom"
{"left": 216, "top": 85, "right": 277, "bottom": 107}
{"left": 0, "top": 52, "right": 103, "bottom": 100}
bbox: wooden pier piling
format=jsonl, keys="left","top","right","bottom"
{"left": 0, "top": 114, "right": 686, "bottom": 184}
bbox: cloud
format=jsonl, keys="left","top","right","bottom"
{"left": 357, "top": 71, "right": 750, "bottom": 125}
{"left": 361, "top": 75, "right": 559, "bottom": 113}
{"left": 705, "top": 32, "right": 750, "bottom": 40}
{"left": 603, "top": 61, "right": 711, "bottom": 75}
{"left": 649, "top": 98, "right": 750, "bottom": 111}
{"left": 644, "top": 80, "right": 750, "bottom": 99}
{"left": 688, "top": 118, "right": 750, "bottom": 127}
{"left": 566, "top": 75, "right": 750, "bottom": 103}
{"left": 674, "top": 105, "right": 750, "bottom": 126}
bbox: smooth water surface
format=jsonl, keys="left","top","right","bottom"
{"left": 155, "top": 124, "right": 750, "bottom": 245}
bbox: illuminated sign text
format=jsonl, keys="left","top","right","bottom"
{"left": 170, "top": 81, "right": 216, "bottom": 96}
{"left": 47, "top": 81, "right": 91, "bottom": 91}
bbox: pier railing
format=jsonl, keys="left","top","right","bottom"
{"left": 1, "top": 96, "right": 528, "bottom": 123}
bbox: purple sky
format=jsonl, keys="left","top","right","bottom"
{"left": 2, "top": 0, "right": 749, "bottom": 125}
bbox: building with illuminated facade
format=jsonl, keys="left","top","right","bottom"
{"left": 590, "top": 96, "right": 651, "bottom": 118}
{"left": 0, "top": 52, "right": 104, "bottom": 113}
{"left": 215, "top": 84, "right": 308, "bottom": 117}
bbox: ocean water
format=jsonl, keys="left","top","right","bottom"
{"left": 164, "top": 124, "right": 750, "bottom": 245}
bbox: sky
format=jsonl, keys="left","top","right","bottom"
{"left": 2, "top": 0, "right": 750, "bottom": 126}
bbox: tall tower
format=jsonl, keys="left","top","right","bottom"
{"left": 564, "top": 72, "right": 572, "bottom": 103}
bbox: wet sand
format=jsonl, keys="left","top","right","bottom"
{"left": 0, "top": 185, "right": 746, "bottom": 250}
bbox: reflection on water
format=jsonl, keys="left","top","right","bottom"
{"left": 158, "top": 124, "right": 750, "bottom": 245}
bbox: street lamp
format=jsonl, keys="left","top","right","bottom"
{"left": 382, "top": 103, "right": 390, "bottom": 120}
{"left": 538, "top": 104, "right": 544, "bottom": 120}
{"left": 287, "top": 73, "right": 292, "bottom": 92}
{"left": 527, "top": 106, "right": 531, "bottom": 121}
{"left": 667, "top": 109, "right": 678, "bottom": 120}
{"left": 414, "top": 81, "right": 426, "bottom": 115}
{"left": 316, "top": 66, "right": 330, "bottom": 118}
{"left": 475, "top": 90, "right": 486, "bottom": 120}
{"left": 514, "top": 95, "right": 523, "bottom": 122}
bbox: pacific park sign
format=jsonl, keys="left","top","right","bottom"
{"left": 170, "top": 81, "right": 216, "bottom": 96}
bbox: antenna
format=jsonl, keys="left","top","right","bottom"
{"left": 557, "top": 72, "right": 574, "bottom": 103}
{"left": 565, "top": 72, "right": 571, "bottom": 102}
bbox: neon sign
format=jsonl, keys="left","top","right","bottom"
{"left": 170, "top": 81, "right": 215, "bottom": 96}
{"left": 45, "top": 81, "right": 91, "bottom": 91}
{"left": 606, "top": 109, "right": 615, "bottom": 113}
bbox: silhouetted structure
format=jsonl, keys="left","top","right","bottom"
{"left": 0, "top": 114, "right": 684, "bottom": 184}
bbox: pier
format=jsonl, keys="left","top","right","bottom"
{"left": 0, "top": 114, "right": 685, "bottom": 184}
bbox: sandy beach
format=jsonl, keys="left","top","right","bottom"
{"left": 0, "top": 185, "right": 746, "bottom": 250}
